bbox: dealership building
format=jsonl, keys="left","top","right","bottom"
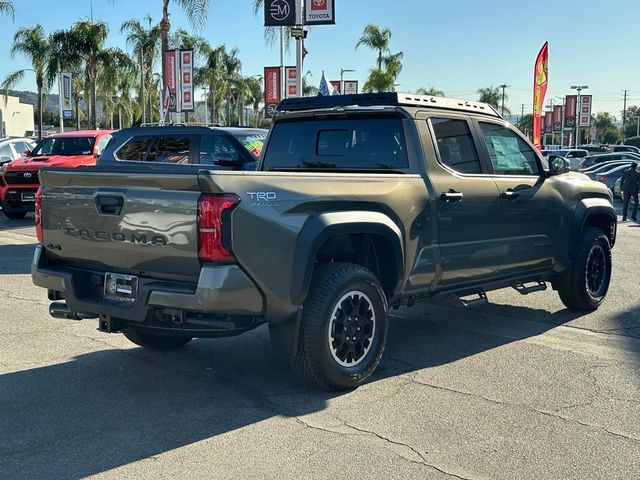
{"left": 0, "top": 94, "right": 35, "bottom": 138}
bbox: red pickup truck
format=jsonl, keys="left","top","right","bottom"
{"left": 0, "top": 130, "right": 112, "bottom": 219}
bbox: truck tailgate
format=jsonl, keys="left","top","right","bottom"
{"left": 40, "top": 168, "right": 203, "bottom": 282}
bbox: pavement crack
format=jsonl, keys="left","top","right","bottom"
{"left": 294, "top": 416, "right": 473, "bottom": 479}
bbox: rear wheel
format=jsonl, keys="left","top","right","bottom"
{"left": 292, "top": 262, "right": 388, "bottom": 391}
{"left": 123, "top": 327, "right": 192, "bottom": 350}
{"left": 558, "top": 227, "right": 612, "bottom": 311}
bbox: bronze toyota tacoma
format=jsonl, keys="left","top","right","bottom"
{"left": 32, "top": 93, "right": 616, "bottom": 390}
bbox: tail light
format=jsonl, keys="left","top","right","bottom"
{"left": 197, "top": 194, "right": 239, "bottom": 262}
{"left": 35, "top": 185, "right": 43, "bottom": 243}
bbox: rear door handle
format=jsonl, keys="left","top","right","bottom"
{"left": 95, "top": 195, "right": 124, "bottom": 215}
{"left": 501, "top": 189, "right": 520, "bottom": 201}
{"left": 440, "top": 189, "right": 464, "bottom": 203}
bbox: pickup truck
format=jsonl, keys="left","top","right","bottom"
{"left": 32, "top": 93, "right": 616, "bottom": 390}
{"left": 0, "top": 130, "right": 112, "bottom": 219}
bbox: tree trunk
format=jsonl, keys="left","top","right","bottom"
{"left": 140, "top": 50, "right": 145, "bottom": 123}
{"left": 377, "top": 49, "right": 382, "bottom": 70}
{"left": 210, "top": 84, "right": 215, "bottom": 124}
{"left": 37, "top": 86, "right": 42, "bottom": 140}
{"left": 160, "top": 0, "right": 170, "bottom": 98}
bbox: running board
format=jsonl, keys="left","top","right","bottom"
{"left": 512, "top": 280, "right": 547, "bottom": 295}
{"left": 431, "top": 290, "right": 488, "bottom": 308}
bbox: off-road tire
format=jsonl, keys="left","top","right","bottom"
{"left": 292, "top": 262, "right": 388, "bottom": 391}
{"left": 123, "top": 327, "right": 192, "bottom": 350}
{"left": 2, "top": 207, "right": 27, "bottom": 220}
{"left": 558, "top": 227, "right": 612, "bottom": 311}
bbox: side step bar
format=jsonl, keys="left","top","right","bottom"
{"left": 431, "top": 290, "right": 488, "bottom": 308}
{"left": 512, "top": 280, "right": 547, "bottom": 295}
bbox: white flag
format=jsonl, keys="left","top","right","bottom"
{"left": 318, "top": 71, "right": 338, "bottom": 96}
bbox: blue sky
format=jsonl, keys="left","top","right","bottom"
{"left": 1, "top": 0, "right": 639, "bottom": 116}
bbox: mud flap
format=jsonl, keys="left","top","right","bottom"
{"left": 269, "top": 308, "right": 303, "bottom": 356}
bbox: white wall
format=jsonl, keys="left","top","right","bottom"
{"left": 0, "top": 94, "right": 35, "bottom": 137}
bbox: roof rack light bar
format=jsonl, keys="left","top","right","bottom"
{"left": 277, "top": 92, "right": 501, "bottom": 118}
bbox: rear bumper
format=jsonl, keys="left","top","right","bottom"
{"left": 0, "top": 185, "right": 38, "bottom": 211}
{"left": 31, "top": 245, "right": 264, "bottom": 324}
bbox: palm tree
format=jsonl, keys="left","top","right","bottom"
{"left": 160, "top": 0, "right": 210, "bottom": 89}
{"left": 97, "top": 48, "right": 137, "bottom": 129}
{"left": 417, "top": 86, "right": 445, "bottom": 97}
{"left": 1, "top": 25, "right": 50, "bottom": 139}
{"left": 121, "top": 17, "right": 160, "bottom": 123}
{"left": 68, "top": 20, "right": 109, "bottom": 129}
{"left": 383, "top": 51, "right": 403, "bottom": 89}
{"left": 195, "top": 43, "right": 227, "bottom": 123}
{"left": 302, "top": 71, "right": 318, "bottom": 97}
{"left": 356, "top": 25, "right": 392, "bottom": 70}
{"left": 244, "top": 76, "right": 263, "bottom": 126}
{"left": 0, "top": 0, "right": 14, "bottom": 19}
{"left": 221, "top": 48, "right": 242, "bottom": 125}
{"left": 363, "top": 69, "right": 394, "bottom": 94}
{"left": 477, "top": 86, "right": 510, "bottom": 115}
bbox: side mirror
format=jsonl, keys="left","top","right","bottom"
{"left": 0, "top": 156, "right": 12, "bottom": 165}
{"left": 548, "top": 155, "right": 570, "bottom": 176}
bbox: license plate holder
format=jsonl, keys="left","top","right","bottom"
{"left": 21, "top": 192, "right": 35, "bottom": 202}
{"left": 104, "top": 272, "right": 138, "bottom": 302}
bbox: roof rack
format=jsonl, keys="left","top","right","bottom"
{"left": 277, "top": 92, "right": 501, "bottom": 118}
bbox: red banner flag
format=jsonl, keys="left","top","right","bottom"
{"left": 532, "top": 42, "right": 549, "bottom": 150}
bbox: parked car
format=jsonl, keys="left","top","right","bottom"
{"left": 98, "top": 125, "right": 268, "bottom": 169}
{"left": 0, "top": 130, "right": 112, "bottom": 219}
{"left": 578, "top": 152, "right": 640, "bottom": 170}
{"left": 595, "top": 164, "right": 632, "bottom": 191}
{"left": 33, "top": 92, "right": 616, "bottom": 390}
{"left": 585, "top": 161, "right": 633, "bottom": 180}
{"left": 580, "top": 144, "right": 610, "bottom": 153}
{"left": 0, "top": 137, "right": 37, "bottom": 166}
{"left": 612, "top": 145, "right": 640, "bottom": 154}
{"left": 581, "top": 160, "right": 633, "bottom": 176}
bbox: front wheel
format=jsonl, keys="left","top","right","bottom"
{"left": 123, "top": 327, "right": 192, "bottom": 350}
{"left": 558, "top": 227, "right": 612, "bottom": 311}
{"left": 292, "top": 262, "right": 388, "bottom": 391}
{"left": 2, "top": 206, "right": 27, "bottom": 220}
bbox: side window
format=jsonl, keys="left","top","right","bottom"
{"left": 199, "top": 135, "right": 242, "bottom": 164}
{"left": 430, "top": 118, "right": 482, "bottom": 174}
{"left": 13, "top": 142, "right": 30, "bottom": 156}
{"left": 478, "top": 122, "right": 540, "bottom": 176}
{"left": 115, "top": 136, "right": 154, "bottom": 162}
{"left": 150, "top": 135, "right": 192, "bottom": 164}
{"left": 0, "top": 144, "right": 13, "bottom": 160}
{"left": 96, "top": 135, "right": 112, "bottom": 155}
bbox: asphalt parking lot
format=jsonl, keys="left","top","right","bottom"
{"left": 1, "top": 206, "right": 639, "bottom": 480}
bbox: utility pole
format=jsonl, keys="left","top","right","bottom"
{"left": 499, "top": 84, "right": 508, "bottom": 116}
{"left": 279, "top": 27, "right": 285, "bottom": 100}
{"left": 622, "top": 89, "right": 629, "bottom": 140}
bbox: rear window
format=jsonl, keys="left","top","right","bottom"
{"left": 233, "top": 133, "right": 267, "bottom": 159}
{"left": 263, "top": 117, "right": 408, "bottom": 171}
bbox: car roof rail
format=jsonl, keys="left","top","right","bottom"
{"left": 139, "top": 122, "right": 223, "bottom": 128}
{"left": 277, "top": 92, "right": 502, "bottom": 118}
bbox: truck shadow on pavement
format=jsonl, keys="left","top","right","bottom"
{"left": 0, "top": 301, "right": 584, "bottom": 480}
{"left": 0, "top": 244, "right": 37, "bottom": 274}
{"left": 0, "top": 215, "right": 34, "bottom": 231}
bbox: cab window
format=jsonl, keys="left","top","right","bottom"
{"left": 478, "top": 122, "right": 540, "bottom": 176}
{"left": 430, "top": 118, "right": 482, "bottom": 174}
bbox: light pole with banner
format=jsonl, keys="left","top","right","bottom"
{"left": 340, "top": 68, "right": 355, "bottom": 95}
{"left": 571, "top": 85, "right": 588, "bottom": 147}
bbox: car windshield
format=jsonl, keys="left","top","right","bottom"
{"left": 31, "top": 136, "right": 95, "bottom": 156}
{"left": 232, "top": 133, "right": 267, "bottom": 158}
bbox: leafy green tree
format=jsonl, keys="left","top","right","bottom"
{"left": 356, "top": 25, "right": 392, "bottom": 70}
{"left": 594, "top": 112, "right": 620, "bottom": 144}
{"left": 303, "top": 71, "right": 318, "bottom": 97}
{"left": 1, "top": 25, "right": 50, "bottom": 139}
{"left": 0, "top": 0, "right": 14, "bottom": 19}
{"left": 244, "top": 76, "right": 263, "bottom": 127}
{"left": 621, "top": 106, "right": 640, "bottom": 139}
{"left": 68, "top": 20, "right": 109, "bottom": 129}
{"left": 417, "top": 86, "right": 445, "bottom": 97}
{"left": 363, "top": 68, "right": 395, "bottom": 93}
{"left": 516, "top": 113, "right": 533, "bottom": 136}
{"left": 195, "top": 43, "right": 227, "bottom": 124}
{"left": 477, "top": 86, "right": 510, "bottom": 115}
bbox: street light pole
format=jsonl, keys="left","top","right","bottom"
{"left": 571, "top": 85, "right": 588, "bottom": 147}
{"left": 295, "top": 0, "right": 303, "bottom": 98}
{"left": 498, "top": 84, "right": 508, "bottom": 116}
{"left": 340, "top": 68, "right": 355, "bottom": 95}
{"left": 556, "top": 96, "right": 565, "bottom": 148}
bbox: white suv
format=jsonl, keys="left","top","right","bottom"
{"left": 0, "top": 137, "right": 37, "bottom": 166}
